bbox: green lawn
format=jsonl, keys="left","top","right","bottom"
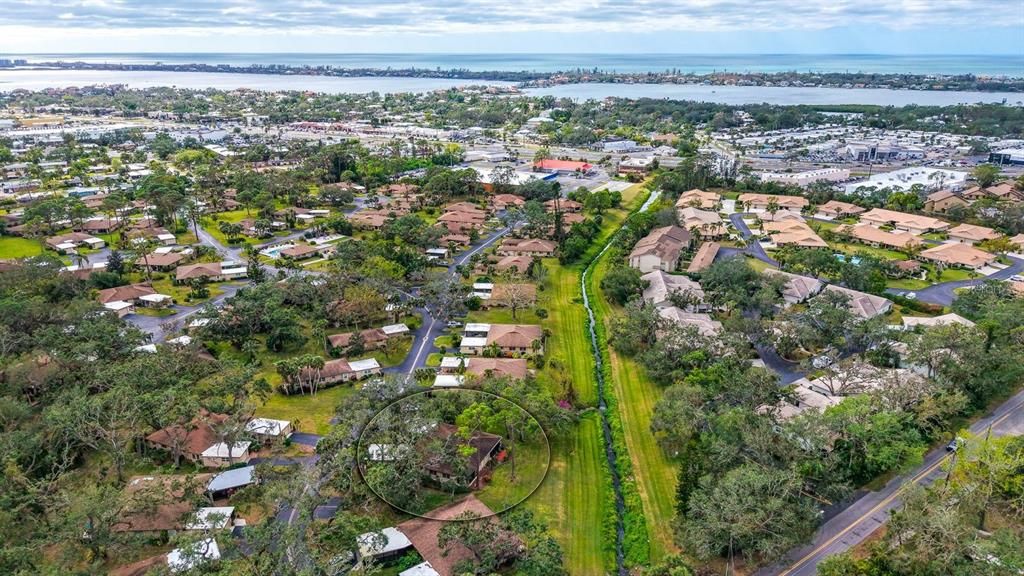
{"left": 149, "top": 277, "right": 225, "bottom": 305}
{"left": 589, "top": 252, "right": 679, "bottom": 562}
{"left": 132, "top": 307, "right": 178, "bottom": 318}
{"left": 0, "top": 236, "right": 44, "bottom": 258}
{"left": 524, "top": 412, "right": 611, "bottom": 575}
{"left": 745, "top": 256, "right": 777, "bottom": 273}
{"left": 476, "top": 439, "right": 550, "bottom": 514}
{"left": 831, "top": 241, "right": 911, "bottom": 262}
{"left": 255, "top": 384, "right": 355, "bottom": 435}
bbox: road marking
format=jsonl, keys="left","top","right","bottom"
{"left": 779, "top": 394, "right": 1024, "bottom": 575}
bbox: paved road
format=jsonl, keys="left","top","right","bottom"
{"left": 727, "top": 213, "right": 781, "bottom": 267}
{"left": 390, "top": 225, "right": 511, "bottom": 376}
{"left": 758, "top": 388, "right": 1024, "bottom": 576}
{"left": 887, "top": 255, "right": 1024, "bottom": 306}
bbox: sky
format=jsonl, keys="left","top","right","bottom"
{"left": 0, "top": 0, "right": 1021, "bottom": 54}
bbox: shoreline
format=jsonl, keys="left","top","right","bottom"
{"left": 2, "top": 60, "right": 1022, "bottom": 93}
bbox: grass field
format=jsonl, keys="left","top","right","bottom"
{"left": 524, "top": 412, "right": 611, "bottom": 575}
{"left": 589, "top": 253, "right": 679, "bottom": 562}
{"left": 0, "top": 235, "right": 44, "bottom": 258}
{"left": 476, "top": 439, "right": 550, "bottom": 514}
{"left": 831, "top": 241, "right": 911, "bottom": 262}
{"left": 255, "top": 384, "right": 355, "bottom": 435}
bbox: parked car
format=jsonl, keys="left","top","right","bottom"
{"left": 946, "top": 436, "right": 966, "bottom": 452}
{"left": 446, "top": 320, "right": 464, "bottom": 328}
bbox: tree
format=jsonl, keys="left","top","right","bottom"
{"left": 972, "top": 163, "right": 1001, "bottom": 188}
{"left": 600, "top": 264, "right": 647, "bottom": 305}
{"left": 680, "top": 464, "right": 817, "bottom": 570}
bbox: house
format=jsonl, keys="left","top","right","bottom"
{"left": 1011, "top": 234, "right": 1024, "bottom": 251}
{"left": 764, "top": 270, "right": 824, "bottom": 305}
{"left": 423, "top": 423, "right": 502, "bottom": 488}
{"left": 617, "top": 156, "right": 654, "bottom": 175}
{"left": 859, "top": 208, "right": 949, "bottom": 235}
{"left": 532, "top": 159, "right": 593, "bottom": 175}
{"left": 76, "top": 217, "right": 121, "bottom": 234}
{"left": 460, "top": 323, "right": 543, "bottom": 356}
{"left": 145, "top": 411, "right": 229, "bottom": 465}
{"left": 738, "top": 193, "right": 808, "bottom": 212}
{"left": 327, "top": 325, "right": 404, "bottom": 351}
{"left": 544, "top": 198, "right": 583, "bottom": 213}
{"left": 496, "top": 238, "right": 557, "bottom": 257}
{"left": 675, "top": 188, "right": 721, "bottom": 210}
{"left": 687, "top": 241, "right": 720, "bottom": 273}
{"left": 438, "top": 356, "right": 529, "bottom": 380}
{"left": 245, "top": 418, "right": 293, "bottom": 442}
{"left": 965, "top": 181, "right": 1024, "bottom": 202}
{"left": 821, "top": 285, "right": 892, "bottom": 318}
{"left": 207, "top": 465, "right": 257, "bottom": 498}
{"left": 136, "top": 251, "right": 187, "bottom": 272}
{"left": 200, "top": 441, "right": 252, "bottom": 468}
{"left": 350, "top": 211, "right": 390, "bottom": 230}
{"left": 175, "top": 261, "right": 247, "bottom": 283}
{"left": 397, "top": 496, "right": 498, "bottom": 576}
{"left": 901, "top": 313, "right": 976, "bottom": 329}
{"left": 279, "top": 244, "right": 322, "bottom": 260}
{"left": 837, "top": 224, "right": 921, "bottom": 251}
{"left": 677, "top": 207, "right": 727, "bottom": 238}
{"left": 492, "top": 255, "right": 533, "bottom": 274}
{"left": 815, "top": 200, "right": 866, "bottom": 219}
{"left": 185, "top": 507, "right": 236, "bottom": 531}
{"left": 400, "top": 562, "right": 441, "bottom": 576}
{"left": 641, "top": 269, "right": 705, "bottom": 308}
{"left": 45, "top": 232, "right": 104, "bottom": 253}
{"left": 111, "top": 537, "right": 222, "bottom": 575}
{"left": 490, "top": 193, "right": 525, "bottom": 210}
{"left": 312, "top": 357, "right": 383, "bottom": 386}
{"left": 947, "top": 223, "right": 1000, "bottom": 245}
{"left": 103, "top": 300, "right": 135, "bottom": 317}
{"left": 924, "top": 190, "right": 969, "bottom": 213}
{"left": 919, "top": 242, "right": 997, "bottom": 270}
{"left": 657, "top": 307, "right": 722, "bottom": 336}
{"left": 628, "top": 225, "right": 691, "bottom": 273}
{"left": 764, "top": 221, "right": 828, "bottom": 248}
{"left": 357, "top": 527, "right": 413, "bottom": 563}
{"left": 97, "top": 283, "right": 172, "bottom": 308}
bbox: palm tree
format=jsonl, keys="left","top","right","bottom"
{"left": 135, "top": 238, "right": 158, "bottom": 283}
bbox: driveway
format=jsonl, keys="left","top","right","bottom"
{"left": 724, "top": 213, "right": 780, "bottom": 268}
{"left": 887, "top": 255, "right": 1024, "bottom": 306}
{"left": 289, "top": 433, "right": 322, "bottom": 447}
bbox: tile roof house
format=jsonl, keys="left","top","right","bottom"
{"left": 764, "top": 270, "right": 824, "bottom": 305}
{"left": 859, "top": 208, "right": 949, "bottom": 235}
{"left": 763, "top": 221, "right": 828, "bottom": 248}
{"left": 821, "top": 285, "right": 892, "bottom": 318}
{"left": 460, "top": 323, "right": 543, "bottom": 356}
{"left": 641, "top": 269, "right": 705, "bottom": 308}
{"left": 544, "top": 198, "right": 583, "bottom": 213}
{"left": 677, "top": 207, "right": 727, "bottom": 238}
{"left": 438, "top": 357, "right": 529, "bottom": 380}
{"left": 112, "top": 474, "right": 212, "bottom": 533}
{"left": 628, "top": 225, "right": 691, "bottom": 273}
{"left": 657, "top": 306, "right": 722, "bottom": 336}
{"left": 136, "top": 251, "right": 186, "bottom": 272}
{"left": 947, "top": 223, "right": 1001, "bottom": 245}
{"left": 815, "top": 200, "right": 866, "bottom": 219}
{"left": 492, "top": 254, "right": 533, "bottom": 274}
{"left": 837, "top": 224, "right": 921, "bottom": 251}
{"left": 496, "top": 238, "right": 557, "bottom": 257}
{"left": 738, "top": 193, "right": 809, "bottom": 211}
{"left": 687, "top": 241, "right": 720, "bottom": 273}
{"left": 532, "top": 159, "right": 593, "bottom": 174}
{"left": 924, "top": 190, "right": 969, "bottom": 213}
{"left": 397, "top": 496, "right": 498, "bottom": 576}
{"left": 919, "top": 242, "right": 997, "bottom": 270}
{"left": 675, "top": 188, "right": 721, "bottom": 210}
{"left": 145, "top": 411, "right": 229, "bottom": 465}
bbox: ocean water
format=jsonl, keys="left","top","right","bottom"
{"left": 4, "top": 53, "right": 1024, "bottom": 76}
{"left": 1, "top": 69, "right": 1021, "bottom": 106}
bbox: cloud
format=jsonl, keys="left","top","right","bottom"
{"left": 0, "top": 0, "right": 1018, "bottom": 35}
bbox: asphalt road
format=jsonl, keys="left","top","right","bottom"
{"left": 389, "top": 225, "right": 511, "bottom": 376}
{"left": 887, "top": 255, "right": 1024, "bottom": 306}
{"left": 727, "top": 212, "right": 781, "bottom": 267}
{"left": 758, "top": 388, "right": 1024, "bottom": 576}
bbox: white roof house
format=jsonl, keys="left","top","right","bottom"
{"left": 201, "top": 441, "right": 251, "bottom": 459}
{"left": 464, "top": 323, "right": 491, "bottom": 334}
{"left": 401, "top": 561, "right": 441, "bottom": 576}
{"left": 357, "top": 527, "right": 413, "bottom": 560}
{"left": 460, "top": 336, "right": 488, "bottom": 349}
{"left": 439, "top": 356, "right": 467, "bottom": 370}
{"left": 245, "top": 418, "right": 292, "bottom": 437}
{"left": 207, "top": 465, "right": 256, "bottom": 493}
{"left": 381, "top": 323, "right": 410, "bottom": 336}
{"left": 185, "top": 507, "right": 235, "bottom": 530}
{"left": 134, "top": 343, "right": 158, "bottom": 353}
{"left": 167, "top": 538, "right": 221, "bottom": 572}
{"left": 104, "top": 300, "right": 134, "bottom": 313}
{"left": 349, "top": 358, "right": 381, "bottom": 373}
{"left": 167, "top": 335, "right": 192, "bottom": 346}
{"left": 138, "top": 293, "right": 173, "bottom": 305}
{"left": 432, "top": 374, "right": 465, "bottom": 388}
{"left": 900, "top": 313, "right": 975, "bottom": 329}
